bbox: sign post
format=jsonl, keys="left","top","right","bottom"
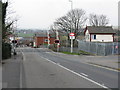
{"left": 69, "top": 33, "right": 75, "bottom": 53}
{"left": 56, "top": 30, "right": 60, "bottom": 52}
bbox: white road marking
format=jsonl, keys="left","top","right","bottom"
{"left": 80, "top": 73, "right": 88, "bottom": 77}
{"left": 20, "top": 51, "right": 25, "bottom": 88}
{"left": 40, "top": 56, "right": 109, "bottom": 89}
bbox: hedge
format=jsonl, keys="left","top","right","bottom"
{"left": 2, "top": 42, "right": 12, "bottom": 59}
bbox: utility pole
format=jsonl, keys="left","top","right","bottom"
{"left": 69, "top": 0, "right": 74, "bottom": 53}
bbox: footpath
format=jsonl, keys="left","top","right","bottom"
{"left": 77, "top": 55, "right": 119, "bottom": 71}
{"left": 2, "top": 51, "right": 23, "bottom": 88}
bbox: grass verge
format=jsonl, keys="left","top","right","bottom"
{"left": 61, "top": 52, "right": 80, "bottom": 55}
{"left": 61, "top": 50, "right": 94, "bottom": 56}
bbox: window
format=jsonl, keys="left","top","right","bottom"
{"left": 94, "top": 35, "right": 96, "bottom": 39}
{"left": 44, "top": 39, "right": 48, "bottom": 42}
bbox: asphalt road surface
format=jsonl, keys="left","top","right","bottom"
{"left": 19, "top": 47, "right": 118, "bottom": 89}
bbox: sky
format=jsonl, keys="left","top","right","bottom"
{"left": 7, "top": 0, "right": 119, "bottom": 29}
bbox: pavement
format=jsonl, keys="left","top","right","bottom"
{"left": 0, "top": 63, "right": 2, "bottom": 90}
{"left": 78, "top": 55, "right": 119, "bottom": 71}
{"left": 2, "top": 51, "right": 22, "bottom": 88}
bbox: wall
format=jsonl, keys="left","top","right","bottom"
{"left": 85, "top": 30, "right": 90, "bottom": 41}
{"left": 91, "top": 34, "right": 113, "bottom": 42}
{"left": 36, "top": 37, "right": 55, "bottom": 47}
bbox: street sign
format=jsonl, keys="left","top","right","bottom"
{"left": 69, "top": 33, "right": 75, "bottom": 36}
{"left": 69, "top": 33, "right": 75, "bottom": 53}
{"left": 69, "top": 33, "right": 75, "bottom": 39}
{"left": 70, "top": 36, "right": 75, "bottom": 39}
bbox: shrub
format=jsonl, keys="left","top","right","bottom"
{"left": 2, "top": 42, "right": 12, "bottom": 59}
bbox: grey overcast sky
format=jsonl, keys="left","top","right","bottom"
{"left": 9, "top": 0, "right": 119, "bottom": 29}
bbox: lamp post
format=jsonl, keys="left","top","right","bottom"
{"left": 69, "top": 0, "right": 74, "bottom": 53}
{"left": 69, "top": 0, "right": 73, "bottom": 14}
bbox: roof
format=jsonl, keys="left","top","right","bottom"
{"left": 35, "top": 33, "right": 56, "bottom": 38}
{"left": 85, "top": 26, "right": 116, "bottom": 34}
{"left": 17, "top": 33, "right": 34, "bottom": 37}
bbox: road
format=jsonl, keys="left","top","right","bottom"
{"left": 19, "top": 47, "right": 118, "bottom": 89}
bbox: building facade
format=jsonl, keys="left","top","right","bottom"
{"left": 84, "top": 26, "right": 116, "bottom": 42}
{"left": 34, "top": 34, "right": 56, "bottom": 47}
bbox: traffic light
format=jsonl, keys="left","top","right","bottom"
{"left": 54, "top": 40, "right": 60, "bottom": 43}
{"left": 12, "top": 40, "right": 17, "bottom": 43}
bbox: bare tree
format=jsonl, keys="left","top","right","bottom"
{"left": 49, "top": 24, "right": 67, "bottom": 38}
{"left": 99, "top": 15, "right": 109, "bottom": 26}
{"left": 54, "top": 9, "right": 87, "bottom": 38}
{"left": 89, "top": 14, "right": 109, "bottom": 26}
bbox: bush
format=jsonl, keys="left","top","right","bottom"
{"left": 2, "top": 42, "right": 12, "bottom": 59}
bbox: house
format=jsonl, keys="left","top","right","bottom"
{"left": 33, "top": 33, "right": 56, "bottom": 47}
{"left": 84, "top": 26, "right": 116, "bottom": 42}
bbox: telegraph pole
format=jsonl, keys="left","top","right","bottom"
{"left": 69, "top": 0, "right": 74, "bottom": 53}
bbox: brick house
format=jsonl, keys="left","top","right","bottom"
{"left": 84, "top": 26, "right": 116, "bottom": 42}
{"left": 33, "top": 33, "right": 56, "bottom": 47}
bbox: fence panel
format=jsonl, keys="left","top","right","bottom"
{"left": 78, "top": 41, "right": 120, "bottom": 56}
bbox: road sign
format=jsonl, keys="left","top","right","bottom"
{"left": 69, "top": 33, "right": 75, "bottom": 36}
{"left": 70, "top": 36, "right": 75, "bottom": 39}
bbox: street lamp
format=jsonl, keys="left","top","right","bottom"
{"left": 69, "top": 0, "right": 73, "bottom": 33}
{"left": 69, "top": 0, "right": 73, "bottom": 12}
